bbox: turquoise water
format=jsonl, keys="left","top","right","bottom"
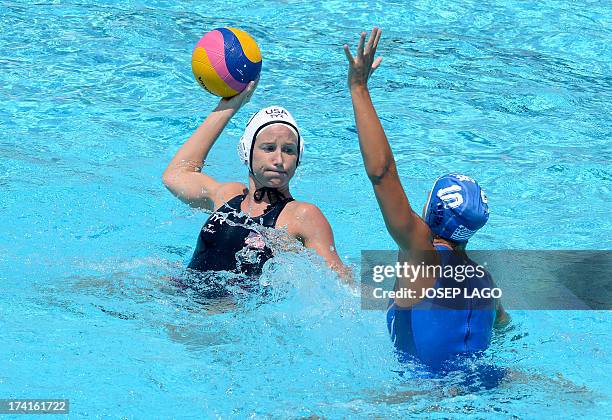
{"left": 2, "top": 0, "right": 611, "bottom": 417}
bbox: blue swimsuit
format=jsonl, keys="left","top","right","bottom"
{"left": 386, "top": 245, "right": 497, "bottom": 368}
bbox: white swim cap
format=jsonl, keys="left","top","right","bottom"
{"left": 238, "top": 106, "right": 303, "bottom": 172}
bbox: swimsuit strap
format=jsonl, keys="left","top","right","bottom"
{"left": 260, "top": 196, "right": 294, "bottom": 228}
{"left": 222, "top": 194, "right": 247, "bottom": 212}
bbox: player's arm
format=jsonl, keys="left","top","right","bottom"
{"left": 162, "top": 81, "right": 256, "bottom": 211}
{"left": 290, "top": 203, "right": 353, "bottom": 283}
{"left": 344, "top": 28, "right": 433, "bottom": 252}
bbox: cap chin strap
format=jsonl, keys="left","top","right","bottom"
{"left": 253, "top": 187, "right": 286, "bottom": 204}
{"left": 249, "top": 171, "right": 286, "bottom": 213}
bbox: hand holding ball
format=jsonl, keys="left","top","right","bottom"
{"left": 191, "top": 28, "right": 262, "bottom": 98}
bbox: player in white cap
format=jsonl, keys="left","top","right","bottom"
{"left": 163, "top": 82, "right": 349, "bottom": 281}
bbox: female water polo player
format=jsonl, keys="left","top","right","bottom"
{"left": 162, "top": 81, "right": 349, "bottom": 282}
{"left": 344, "top": 28, "right": 509, "bottom": 368}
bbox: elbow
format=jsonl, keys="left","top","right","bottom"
{"left": 161, "top": 168, "right": 175, "bottom": 189}
{"left": 366, "top": 162, "right": 392, "bottom": 185}
{"left": 367, "top": 168, "right": 387, "bottom": 185}
{"left": 162, "top": 159, "right": 201, "bottom": 189}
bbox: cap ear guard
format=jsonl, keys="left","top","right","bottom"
{"left": 237, "top": 111, "right": 258, "bottom": 166}
{"left": 426, "top": 200, "right": 446, "bottom": 230}
{"left": 424, "top": 175, "right": 444, "bottom": 229}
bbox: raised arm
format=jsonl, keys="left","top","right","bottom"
{"left": 162, "top": 81, "right": 257, "bottom": 211}
{"left": 344, "top": 29, "right": 433, "bottom": 252}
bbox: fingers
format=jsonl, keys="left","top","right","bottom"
{"left": 245, "top": 80, "right": 256, "bottom": 95}
{"left": 244, "top": 84, "right": 255, "bottom": 102}
{"left": 366, "top": 27, "right": 382, "bottom": 58}
{"left": 372, "top": 27, "right": 382, "bottom": 54}
{"left": 371, "top": 56, "right": 383, "bottom": 74}
{"left": 343, "top": 44, "right": 354, "bottom": 63}
{"left": 240, "top": 79, "right": 257, "bottom": 103}
{"left": 356, "top": 32, "right": 366, "bottom": 58}
{"left": 348, "top": 27, "right": 382, "bottom": 63}
{"left": 365, "top": 27, "right": 377, "bottom": 55}
{"left": 374, "top": 28, "right": 382, "bottom": 47}
{"left": 250, "top": 77, "right": 260, "bottom": 92}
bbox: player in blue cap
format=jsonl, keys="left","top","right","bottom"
{"left": 344, "top": 28, "right": 509, "bottom": 368}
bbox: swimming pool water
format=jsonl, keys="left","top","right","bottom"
{"left": 1, "top": 0, "right": 611, "bottom": 417}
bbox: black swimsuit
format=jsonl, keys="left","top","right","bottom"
{"left": 187, "top": 194, "right": 293, "bottom": 277}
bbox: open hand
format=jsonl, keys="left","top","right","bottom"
{"left": 344, "top": 27, "right": 383, "bottom": 89}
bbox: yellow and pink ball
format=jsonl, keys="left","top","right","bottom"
{"left": 191, "top": 28, "right": 262, "bottom": 98}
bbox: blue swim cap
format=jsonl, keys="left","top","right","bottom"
{"left": 424, "top": 173, "right": 489, "bottom": 242}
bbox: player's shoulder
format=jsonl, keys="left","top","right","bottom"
{"left": 284, "top": 200, "right": 326, "bottom": 220}
{"left": 279, "top": 200, "right": 331, "bottom": 236}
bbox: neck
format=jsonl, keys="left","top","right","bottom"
{"left": 243, "top": 176, "right": 291, "bottom": 208}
